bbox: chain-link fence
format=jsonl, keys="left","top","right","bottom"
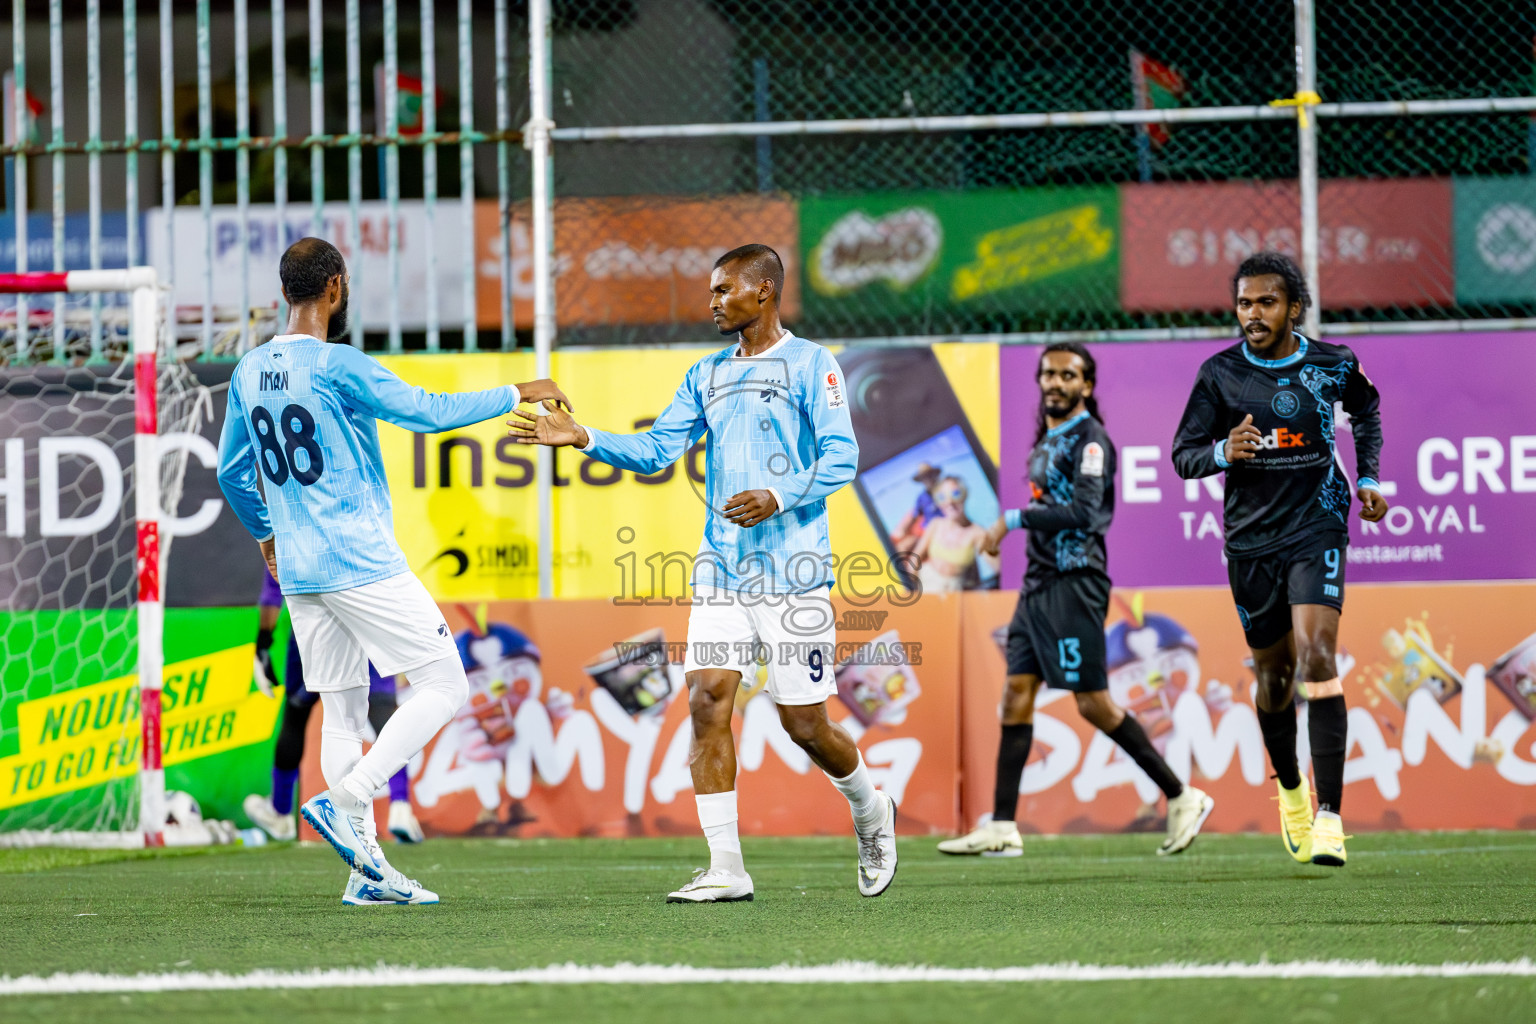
{"left": 3, "top": 1, "right": 1534, "bottom": 360}
{"left": 540, "top": 0, "right": 1536, "bottom": 346}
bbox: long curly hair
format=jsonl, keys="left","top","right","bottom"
{"left": 1033, "top": 342, "right": 1102, "bottom": 445}
{"left": 1231, "top": 251, "right": 1311, "bottom": 330}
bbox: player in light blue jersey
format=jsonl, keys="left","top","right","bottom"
{"left": 509, "top": 243, "right": 898, "bottom": 902}
{"left": 217, "top": 238, "right": 568, "bottom": 903}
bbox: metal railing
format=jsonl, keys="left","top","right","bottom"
{"left": 1, "top": 0, "right": 524, "bottom": 363}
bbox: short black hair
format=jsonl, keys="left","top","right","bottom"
{"left": 713, "top": 243, "right": 784, "bottom": 300}
{"left": 279, "top": 237, "right": 347, "bottom": 303}
{"left": 1231, "top": 251, "right": 1311, "bottom": 316}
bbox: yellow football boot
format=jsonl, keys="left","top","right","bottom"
{"left": 1309, "top": 811, "right": 1348, "bottom": 867}
{"left": 1277, "top": 777, "right": 1313, "bottom": 863}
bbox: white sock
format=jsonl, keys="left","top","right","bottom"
{"left": 318, "top": 688, "right": 370, "bottom": 810}
{"left": 1315, "top": 810, "right": 1342, "bottom": 823}
{"left": 695, "top": 790, "right": 745, "bottom": 876}
{"left": 340, "top": 654, "right": 468, "bottom": 805}
{"left": 828, "top": 754, "right": 884, "bottom": 832}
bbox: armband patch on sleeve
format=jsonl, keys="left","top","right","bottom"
{"left": 824, "top": 371, "right": 845, "bottom": 410}
{"left": 1080, "top": 441, "right": 1105, "bottom": 478}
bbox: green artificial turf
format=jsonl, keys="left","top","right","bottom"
{"left": 1, "top": 832, "right": 1534, "bottom": 1023}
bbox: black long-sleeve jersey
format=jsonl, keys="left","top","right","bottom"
{"left": 1007, "top": 411, "right": 1116, "bottom": 592}
{"left": 1172, "top": 335, "right": 1383, "bottom": 558}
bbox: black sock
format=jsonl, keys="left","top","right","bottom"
{"left": 1308, "top": 695, "right": 1348, "bottom": 814}
{"left": 1256, "top": 705, "right": 1302, "bottom": 790}
{"left": 992, "top": 723, "right": 1034, "bottom": 823}
{"left": 1107, "top": 715, "right": 1183, "bottom": 799}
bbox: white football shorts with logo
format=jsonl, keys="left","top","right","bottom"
{"left": 682, "top": 584, "right": 838, "bottom": 706}
{"left": 286, "top": 571, "right": 457, "bottom": 692}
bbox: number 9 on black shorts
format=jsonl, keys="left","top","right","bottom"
{"left": 1004, "top": 572, "right": 1111, "bottom": 692}
{"left": 1227, "top": 530, "right": 1347, "bottom": 650}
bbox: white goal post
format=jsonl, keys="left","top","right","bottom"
{"left": 0, "top": 268, "right": 165, "bottom": 847}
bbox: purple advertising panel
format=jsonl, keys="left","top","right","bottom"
{"left": 1000, "top": 333, "right": 1536, "bottom": 587}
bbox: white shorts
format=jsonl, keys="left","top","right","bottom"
{"left": 286, "top": 572, "right": 457, "bottom": 692}
{"left": 682, "top": 585, "right": 838, "bottom": 706}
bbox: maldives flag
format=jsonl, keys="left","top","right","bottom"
{"left": 1129, "top": 49, "right": 1186, "bottom": 146}
{"left": 373, "top": 65, "right": 434, "bottom": 137}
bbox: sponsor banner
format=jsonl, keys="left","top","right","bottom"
{"left": 961, "top": 584, "right": 1536, "bottom": 834}
{"left": 1454, "top": 177, "right": 1536, "bottom": 304}
{"left": 1120, "top": 179, "right": 1454, "bottom": 311}
{"left": 999, "top": 333, "right": 1536, "bottom": 587}
{"left": 0, "top": 212, "right": 132, "bottom": 273}
{"left": 147, "top": 202, "right": 476, "bottom": 330}
{"left": 374, "top": 343, "right": 1000, "bottom": 601}
{"left": 800, "top": 188, "right": 1120, "bottom": 319}
{"left": 0, "top": 362, "right": 262, "bottom": 610}
{"left": 300, "top": 595, "right": 961, "bottom": 838}
{"left": 477, "top": 195, "right": 801, "bottom": 329}
{"left": 0, "top": 608, "right": 282, "bottom": 825}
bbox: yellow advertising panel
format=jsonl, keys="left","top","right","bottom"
{"left": 377, "top": 341, "right": 1002, "bottom": 602}
{"left": 0, "top": 645, "right": 280, "bottom": 809}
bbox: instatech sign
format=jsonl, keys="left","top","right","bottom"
{"left": 801, "top": 187, "right": 1120, "bottom": 320}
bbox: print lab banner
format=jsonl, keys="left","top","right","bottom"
{"left": 147, "top": 202, "right": 477, "bottom": 330}
{"left": 960, "top": 585, "right": 1536, "bottom": 834}
{"left": 999, "top": 332, "right": 1536, "bottom": 587}
{"left": 1120, "top": 179, "right": 1453, "bottom": 311}
{"left": 299, "top": 595, "right": 960, "bottom": 838}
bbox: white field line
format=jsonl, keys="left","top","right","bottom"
{"left": 4, "top": 960, "right": 1536, "bottom": 996}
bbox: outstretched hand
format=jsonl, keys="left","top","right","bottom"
{"left": 515, "top": 379, "right": 572, "bottom": 412}
{"left": 507, "top": 401, "right": 590, "bottom": 448}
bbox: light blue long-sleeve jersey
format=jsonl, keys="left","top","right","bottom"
{"left": 217, "top": 334, "right": 519, "bottom": 594}
{"left": 581, "top": 333, "right": 858, "bottom": 594}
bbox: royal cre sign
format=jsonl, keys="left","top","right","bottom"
{"left": 1000, "top": 333, "right": 1536, "bottom": 589}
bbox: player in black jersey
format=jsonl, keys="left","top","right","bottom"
{"left": 1173, "top": 252, "right": 1386, "bottom": 868}
{"left": 939, "top": 343, "right": 1214, "bottom": 859}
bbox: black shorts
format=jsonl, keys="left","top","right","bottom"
{"left": 1005, "top": 572, "right": 1111, "bottom": 692}
{"left": 1227, "top": 531, "right": 1347, "bottom": 650}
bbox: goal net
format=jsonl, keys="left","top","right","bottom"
{"left": 0, "top": 270, "right": 212, "bottom": 848}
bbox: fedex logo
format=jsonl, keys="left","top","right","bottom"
{"left": 1258, "top": 427, "right": 1306, "bottom": 450}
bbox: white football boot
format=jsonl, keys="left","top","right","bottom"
{"left": 665, "top": 867, "right": 755, "bottom": 903}
{"left": 342, "top": 868, "right": 439, "bottom": 906}
{"left": 388, "top": 800, "right": 425, "bottom": 844}
{"left": 242, "top": 793, "right": 297, "bottom": 841}
{"left": 936, "top": 819, "right": 1024, "bottom": 857}
{"left": 300, "top": 790, "right": 385, "bottom": 881}
{"left": 1157, "top": 785, "right": 1215, "bottom": 856}
{"left": 856, "top": 793, "right": 899, "bottom": 897}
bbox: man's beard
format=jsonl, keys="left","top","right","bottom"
{"left": 327, "top": 285, "right": 350, "bottom": 339}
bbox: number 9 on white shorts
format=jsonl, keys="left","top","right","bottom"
{"left": 681, "top": 585, "right": 837, "bottom": 706}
